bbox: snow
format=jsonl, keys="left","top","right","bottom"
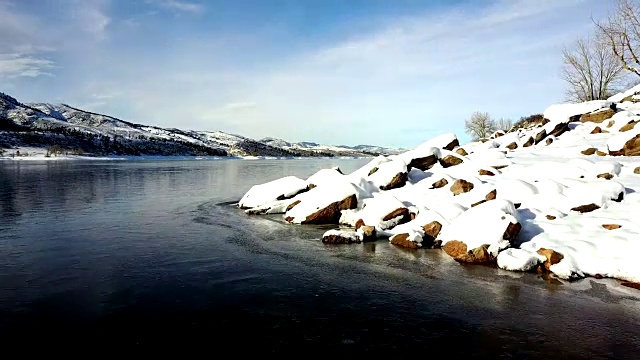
{"left": 322, "top": 229, "right": 362, "bottom": 242}
{"left": 497, "top": 248, "right": 544, "bottom": 272}
{"left": 608, "top": 83, "right": 640, "bottom": 102}
{"left": 238, "top": 176, "right": 307, "bottom": 209}
{"left": 237, "top": 94, "right": 640, "bottom": 285}
{"left": 438, "top": 199, "right": 519, "bottom": 255}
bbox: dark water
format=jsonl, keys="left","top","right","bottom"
{"left": 0, "top": 159, "right": 639, "bottom": 356}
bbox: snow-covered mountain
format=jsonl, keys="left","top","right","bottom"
{"left": 260, "top": 137, "right": 405, "bottom": 156}
{"left": 0, "top": 92, "right": 398, "bottom": 157}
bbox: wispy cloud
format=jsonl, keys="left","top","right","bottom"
{"left": 0, "top": 53, "right": 54, "bottom": 78}
{"left": 147, "top": 0, "right": 204, "bottom": 14}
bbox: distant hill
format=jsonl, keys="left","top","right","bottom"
{"left": 0, "top": 92, "right": 400, "bottom": 157}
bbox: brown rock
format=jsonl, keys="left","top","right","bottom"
{"left": 450, "top": 179, "right": 474, "bottom": 195}
{"left": 621, "top": 282, "right": 640, "bottom": 290}
{"left": 597, "top": 173, "right": 613, "bottom": 180}
{"left": 580, "top": 108, "right": 615, "bottom": 123}
{"left": 602, "top": 224, "right": 621, "bottom": 230}
{"left": 360, "top": 225, "right": 377, "bottom": 241}
{"left": 422, "top": 221, "right": 442, "bottom": 241}
{"left": 382, "top": 207, "right": 411, "bottom": 227}
{"left": 546, "top": 215, "right": 556, "bottom": 220}
{"left": 286, "top": 200, "right": 301, "bottom": 211}
{"left": 549, "top": 122, "right": 569, "bottom": 138}
{"left": 534, "top": 129, "right": 547, "bottom": 144}
{"left": 634, "top": 166, "right": 640, "bottom": 174}
{"left": 440, "top": 155, "right": 464, "bottom": 168}
{"left": 609, "top": 133, "right": 640, "bottom": 156}
{"left": 478, "top": 169, "right": 495, "bottom": 176}
{"left": 594, "top": 274, "right": 604, "bottom": 279}
{"left": 443, "top": 138, "right": 460, "bottom": 151}
{"left": 546, "top": 138, "right": 553, "bottom": 146}
{"left": 301, "top": 194, "right": 358, "bottom": 224}
{"left": 570, "top": 203, "right": 600, "bottom": 213}
{"left": 380, "top": 172, "right": 408, "bottom": 191}
{"left": 471, "top": 199, "right": 486, "bottom": 207}
{"left": 355, "top": 219, "right": 365, "bottom": 229}
{"left": 442, "top": 241, "right": 495, "bottom": 263}
{"left": 485, "top": 189, "right": 497, "bottom": 200}
{"left": 607, "top": 120, "right": 615, "bottom": 128}
{"left": 581, "top": 147, "right": 597, "bottom": 155}
{"left": 506, "top": 142, "right": 518, "bottom": 150}
{"left": 523, "top": 136, "right": 535, "bottom": 147}
{"left": 537, "top": 248, "right": 564, "bottom": 272}
{"left": 590, "top": 126, "right": 602, "bottom": 134}
{"left": 492, "top": 131, "right": 505, "bottom": 138}
{"left": 410, "top": 212, "right": 417, "bottom": 220}
{"left": 322, "top": 231, "right": 362, "bottom": 244}
{"left": 431, "top": 178, "right": 448, "bottom": 189}
{"left": 455, "top": 147, "right": 468, "bottom": 156}
{"left": 407, "top": 154, "right": 438, "bottom": 171}
{"left": 620, "top": 121, "right": 638, "bottom": 132}
{"left": 368, "top": 167, "right": 378, "bottom": 176}
{"left": 503, "top": 222, "right": 521, "bottom": 241}
{"left": 390, "top": 233, "right": 420, "bottom": 249}
{"left": 596, "top": 151, "right": 607, "bottom": 156}
{"left": 622, "top": 94, "right": 640, "bottom": 103}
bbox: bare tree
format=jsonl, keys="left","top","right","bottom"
{"left": 561, "top": 36, "right": 624, "bottom": 102}
{"left": 596, "top": 0, "right": 640, "bottom": 78}
{"left": 465, "top": 112, "right": 496, "bottom": 140}
{"left": 495, "top": 118, "right": 514, "bottom": 132}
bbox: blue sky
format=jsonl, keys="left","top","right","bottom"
{"left": 0, "top": 0, "right": 615, "bottom": 147}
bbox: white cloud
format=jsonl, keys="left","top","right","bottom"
{"left": 0, "top": 53, "right": 54, "bottom": 78}
{"left": 147, "top": 0, "right": 204, "bottom": 14}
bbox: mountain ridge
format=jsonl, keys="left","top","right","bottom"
{"left": 0, "top": 92, "right": 401, "bottom": 158}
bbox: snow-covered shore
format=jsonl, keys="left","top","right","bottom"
{"left": 238, "top": 86, "right": 640, "bottom": 287}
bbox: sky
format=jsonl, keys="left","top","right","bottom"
{"left": 0, "top": 0, "right": 617, "bottom": 147}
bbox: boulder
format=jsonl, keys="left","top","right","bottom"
{"left": 590, "top": 126, "right": 602, "bottom": 134}
{"left": 355, "top": 219, "right": 365, "bottom": 229}
{"left": 322, "top": 230, "right": 362, "bottom": 244}
{"left": 286, "top": 194, "right": 358, "bottom": 224}
{"left": 359, "top": 225, "right": 377, "bottom": 241}
{"left": 422, "top": 221, "right": 443, "bottom": 248}
{"left": 442, "top": 241, "right": 495, "bottom": 264}
{"left": 580, "top": 108, "right": 615, "bottom": 123}
{"left": 485, "top": 189, "right": 497, "bottom": 200}
{"left": 440, "top": 155, "right": 464, "bottom": 168}
{"left": 536, "top": 248, "right": 564, "bottom": 272}
{"left": 620, "top": 121, "right": 638, "bottom": 132}
{"left": 607, "top": 120, "right": 615, "bottom": 128}
{"left": 478, "top": 169, "right": 495, "bottom": 176}
{"left": 635, "top": 166, "right": 640, "bottom": 174}
{"left": 534, "top": 129, "right": 547, "bottom": 144}
{"left": 549, "top": 122, "right": 570, "bottom": 138}
{"left": 523, "top": 136, "right": 535, "bottom": 147}
{"left": 546, "top": 215, "right": 556, "bottom": 220}
{"left": 506, "top": 142, "right": 518, "bottom": 150}
{"left": 368, "top": 167, "right": 378, "bottom": 176}
{"left": 239, "top": 176, "right": 308, "bottom": 209}
{"left": 407, "top": 154, "right": 438, "bottom": 171}
{"left": 570, "top": 203, "right": 600, "bottom": 213}
{"left": 455, "top": 147, "right": 468, "bottom": 156}
{"left": 503, "top": 222, "right": 521, "bottom": 241}
{"left": 382, "top": 207, "right": 411, "bottom": 227}
{"left": 443, "top": 138, "right": 460, "bottom": 151}
{"left": 596, "top": 151, "right": 607, "bottom": 156}
{"left": 450, "top": 179, "right": 474, "bottom": 195}
{"left": 602, "top": 224, "right": 621, "bottom": 230}
{"left": 609, "top": 133, "right": 640, "bottom": 156}
{"left": 581, "top": 147, "right": 597, "bottom": 155}
{"left": 431, "top": 178, "right": 449, "bottom": 189}
{"left": 286, "top": 200, "right": 301, "bottom": 211}
{"left": 597, "top": 173, "right": 613, "bottom": 180}
{"left": 545, "top": 138, "right": 553, "bottom": 146}
{"left": 390, "top": 233, "right": 420, "bottom": 249}
{"left": 379, "top": 172, "right": 408, "bottom": 191}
